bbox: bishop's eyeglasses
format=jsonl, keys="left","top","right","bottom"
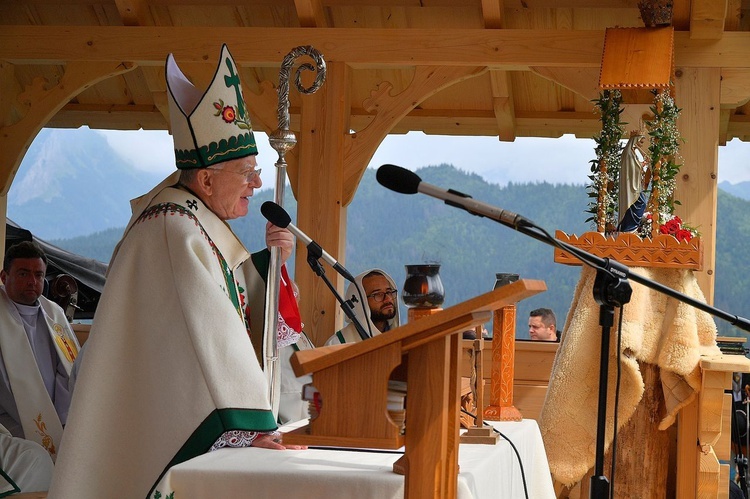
{"left": 207, "top": 166, "right": 262, "bottom": 183}
{"left": 367, "top": 289, "right": 398, "bottom": 302}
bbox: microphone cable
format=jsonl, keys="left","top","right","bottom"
{"left": 459, "top": 408, "right": 529, "bottom": 499}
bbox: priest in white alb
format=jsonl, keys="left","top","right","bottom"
{"left": 49, "top": 44, "right": 305, "bottom": 499}
{"left": 0, "top": 240, "right": 79, "bottom": 493}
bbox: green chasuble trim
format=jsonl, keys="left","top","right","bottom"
{"left": 148, "top": 407, "right": 277, "bottom": 498}
{"left": 0, "top": 468, "right": 19, "bottom": 497}
{"left": 250, "top": 248, "right": 271, "bottom": 284}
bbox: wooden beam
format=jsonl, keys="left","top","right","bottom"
{"left": 44, "top": 101, "right": 605, "bottom": 139}
{"left": 3, "top": 26, "right": 749, "bottom": 69}
{"left": 295, "top": 61, "right": 351, "bottom": 346}
{"left": 726, "top": 114, "right": 750, "bottom": 141}
{"left": 383, "top": 109, "right": 601, "bottom": 137}
{"left": 294, "top": 0, "right": 328, "bottom": 27}
{"left": 720, "top": 68, "right": 750, "bottom": 108}
{"left": 0, "top": 26, "right": 608, "bottom": 68}
{"left": 674, "top": 66, "right": 721, "bottom": 303}
{"left": 690, "top": 0, "right": 727, "bottom": 40}
{"left": 676, "top": 397, "right": 700, "bottom": 497}
{"left": 0, "top": 61, "right": 19, "bottom": 127}
{"left": 114, "top": 0, "right": 154, "bottom": 26}
{"left": 530, "top": 66, "right": 601, "bottom": 102}
{"left": 489, "top": 70, "right": 516, "bottom": 141}
{"left": 46, "top": 103, "right": 167, "bottom": 130}
{"left": 718, "top": 108, "right": 730, "bottom": 145}
{"left": 480, "top": 0, "right": 504, "bottom": 29}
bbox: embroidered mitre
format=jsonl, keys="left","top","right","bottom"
{"left": 165, "top": 44, "right": 258, "bottom": 169}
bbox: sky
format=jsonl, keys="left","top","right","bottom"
{"left": 97, "top": 129, "right": 750, "bottom": 189}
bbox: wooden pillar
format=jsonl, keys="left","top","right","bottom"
{"left": 483, "top": 305, "right": 522, "bottom": 421}
{"left": 403, "top": 334, "right": 459, "bottom": 499}
{"left": 0, "top": 195, "right": 6, "bottom": 262}
{"left": 673, "top": 67, "right": 720, "bottom": 303}
{"left": 579, "top": 362, "right": 673, "bottom": 498}
{"left": 295, "top": 61, "right": 351, "bottom": 346}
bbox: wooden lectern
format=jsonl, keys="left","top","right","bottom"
{"left": 287, "top": 279, "right": 546, "bottom": 498}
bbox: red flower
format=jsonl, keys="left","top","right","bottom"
{"left": 221, "top": 106, "right": 236, "bottom": 123}
{"left": 659, "top": 224, "right": 670, "bottom": 235}
{"left": 676, "top": 229, "right": 693, "bottom": 242}
{"left": 664, "top": 219, "right": 680, "bottom": 234}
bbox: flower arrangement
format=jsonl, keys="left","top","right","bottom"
{"left": 586, "top": 90, "right": 625, "bottom": 233}
{"left": 645, "top": 90, "right": 683, "bottom": 234}
{"left": 639, "top": 213, "right": 699, "bottom": 242}
{"left": 586, "top": 86, "right": 695, "bottom": 245}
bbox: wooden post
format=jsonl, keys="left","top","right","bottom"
{"left": 578, "top": 362, "right": 673, "bottom": 498}
{"left": 597, "top": 158, "right": 608, "bottom": 233}
{"left": 460, "top": 334, "right": 501, "bottom": 444}
{"left": 483, "top": 304, "right": 523, "bottom": 421}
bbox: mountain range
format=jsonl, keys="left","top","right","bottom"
{"left": 9, "top": 129, "right": 750, "bottom": 340}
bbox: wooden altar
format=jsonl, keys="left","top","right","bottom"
{"left": 287, "top": 279, "right": 545, "bottom": 498}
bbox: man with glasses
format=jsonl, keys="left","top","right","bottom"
{"left": 325, "top": 269, "right": 401, "bottom": 345}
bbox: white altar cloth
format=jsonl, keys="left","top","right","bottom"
{"left": 157, "top": 419, "right": 554, "bottom": 498}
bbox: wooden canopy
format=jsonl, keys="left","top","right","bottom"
{"left": 2, "top": 0, "right": 749, "bottom": 344}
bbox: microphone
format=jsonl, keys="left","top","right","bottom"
{"left": 376, "top": 164, "right": 529, "bottom": 229}
{"left": 260, "top": 201, "right": 356, "bottom": 283}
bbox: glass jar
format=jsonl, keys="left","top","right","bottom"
{"left": 402, "top": 264, "right": 445, "bottom": 308}
{"left": 493, "top": 273, "right": 519, "bottom": 289}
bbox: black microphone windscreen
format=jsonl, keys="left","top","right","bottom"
{"left": 376, "top": 164, "right": 421, "bottom": 194}
{"left": 260, "top": 201, "right": 291, "bottom": 229}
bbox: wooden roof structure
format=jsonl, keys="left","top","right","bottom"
{"left": 2, "top": 0, "right": 749, "bottom": 344}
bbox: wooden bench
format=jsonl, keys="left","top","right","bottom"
{"left": 460, "top": 338, "right": 558, "bottom": 421}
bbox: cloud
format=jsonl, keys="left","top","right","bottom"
{"left": 718, "top": 138, "right": 750, "bottom": 184}
{"left": 97, "top": 129, "right": 176, "bottom": 175}
{"left": 368, "top": 133, "right": 597, "bottom": 186}
{"left": 96, "top": 129, "right": 749, "bottom": 188}
{"left": 96, "top": 129, "right": 279, "bottom": 188}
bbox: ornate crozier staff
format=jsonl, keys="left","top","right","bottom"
{"left": 263, "top": 46, "right": 326, "bottom": 415}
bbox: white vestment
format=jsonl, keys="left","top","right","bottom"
{"left": 0, "top": 423, "right": 53, "bottom": 495}
{"left": 0, "top": 288, "right": 79, "bottom": 460}
{"left": 237, "top": 251, "right": 306, "bottom": 424}
{"left": 324, "top": 269, "right": 400, "bottom": 345}
{"left": 49, "top": 174, "right": 276, "bottom": 499}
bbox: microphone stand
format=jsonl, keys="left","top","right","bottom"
{"left": 746, "top": 395, "right": 749, "bottom": 499}
{"left": 304, "top": 245, "right": 370, "bottom": 341}
{"left": 486, "top": 217, "right": 750, "bottom": 499}
{"left": 731, "top": 400, "right": 748, "bottom": 498}
{"left": 377, "top": 168, "right": 750, "bottom": 497}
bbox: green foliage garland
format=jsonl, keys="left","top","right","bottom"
{"left": 587, "top": 90, "right": 625, "bottom": 232}
{"left": 645, "top": 90, "right": 683, "bottom": 226}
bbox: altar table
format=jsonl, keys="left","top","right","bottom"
{"left": 157, "top": 419, "right": 555, "bottom": 498}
